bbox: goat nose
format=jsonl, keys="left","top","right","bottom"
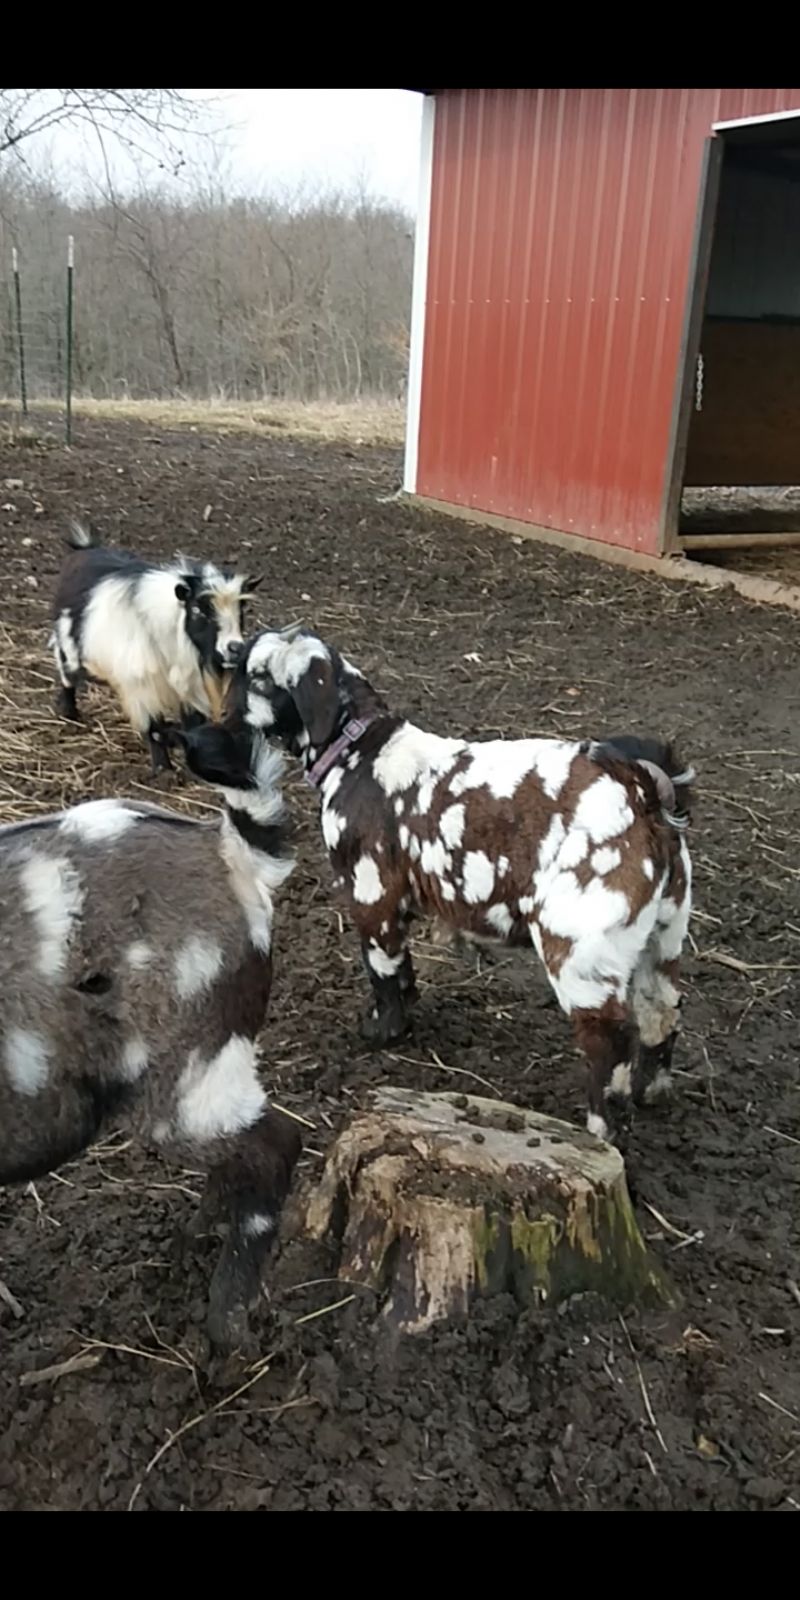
{"left": 227, "top": 641, "right": 243, "bottom": 663}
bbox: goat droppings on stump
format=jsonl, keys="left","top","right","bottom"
{"left": 305, "top": 1087, "right": 672, "bottom": 1334}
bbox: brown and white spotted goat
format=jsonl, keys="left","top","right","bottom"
{"left": 0, "top": 723, "right": 300, "bottom": 1349}
{"left": 230, "top": 629, "right": 693, "bottom": 1140}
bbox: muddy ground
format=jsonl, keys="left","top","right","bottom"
{"left": 0, "top": 410, "right": 798, "bottom": 1511}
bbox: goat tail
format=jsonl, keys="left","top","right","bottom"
{"left": 65, "top": 518, "right": 98, "bottom": 550}
{"left": 663, "top": 757, "right": 695, "bottom": 832}
{"left": 584, "top": 734, "right": 694, "bottom": 829}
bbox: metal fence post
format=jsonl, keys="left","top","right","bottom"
{"left": 12, "top": 247, "right": 28, "bottom": 416}
{"left": 66, "top": 234, "right": 74, "bottom": 444}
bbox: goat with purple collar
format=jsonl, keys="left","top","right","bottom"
{"left": 227, "top": 626, "right": 694, "bottom": 1142}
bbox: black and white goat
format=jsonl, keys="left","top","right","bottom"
{"left": 0, "top": 722, "right": 299, "bottom": 1350}
{"left": 51, "top": 522, "right": 262, "bottom": 773}
{"left": 228, "top": 627, "right": 693, "bottom": 1141}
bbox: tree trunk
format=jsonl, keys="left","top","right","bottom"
{"left": 305, "top": 1087, "right": 672, "bottom": 1335}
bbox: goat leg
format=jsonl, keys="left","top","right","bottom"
{"left": 147, "top": 717, "right": 173, "bottom": 775}
{"left": 631, "top": 955, "right": 684, "bottom": 1108}
{"left": 55, "top": 683, "right": 80, "bottom": 722}
{"left": 52, "top": 628, "right": 81, "bottom": 721}
{"left": 359, "top": 937, "right": 415, "bottom": 1046}
{"left": 205, "top": 1108, "right": 302, "bottom": 1352}
{"left": 632, "top": 1028, "right": 678, "bottom": 1108}
{"left": 572, "top": 999, "right": 636, "bottom": 1147}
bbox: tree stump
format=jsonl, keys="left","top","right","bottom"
{"left": 305, "top": 1087, "right": 672, "bottom": 1334}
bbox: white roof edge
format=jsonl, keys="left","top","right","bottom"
{"left": 713, "top": 109, "right": 800, "bottom": 132}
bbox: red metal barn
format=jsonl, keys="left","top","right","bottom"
{"left": 403, "top": 89, "right": 800, "bottom": 559}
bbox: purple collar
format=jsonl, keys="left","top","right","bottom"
{"left": 305, "top": 715, "right": 376, "bottom": 789}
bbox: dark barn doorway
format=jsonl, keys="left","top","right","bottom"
{"left": 678, "top": 112, "right": 800, "bottom": 556}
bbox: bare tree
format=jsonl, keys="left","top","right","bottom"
{"left": 0, "top": 159, "right": 414, "bottom": 404}
{"left": 0, "top": 91, "right": 209, "bottom": 173}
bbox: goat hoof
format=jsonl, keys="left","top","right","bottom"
{"left": 56, "top": 691, "right": 80, "bottom": 722}
{"left": 207, "top": 1301, "right": 252, "bottom": 1355}
{"left": 204, "top": 1349, "right": 249, "bottom": 1390}
{"left": 360, "top": 1008, "right": 411, "bottom": 1048}
{"left": 632, "top": 1067, "right": 673, "bottom": 1110}
{"left": 603, "top": 1101, "right": 632, "bottom": 1152}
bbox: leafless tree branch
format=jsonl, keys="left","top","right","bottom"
{"left": 0, "top": 90, "right": 212, "bottom": 172}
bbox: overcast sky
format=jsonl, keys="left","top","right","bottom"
{"left": 32, "top": 89, "right": 424, "bottom": 214}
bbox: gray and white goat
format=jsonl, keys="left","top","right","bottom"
{"left": 0, "top": 722, "right": 300, "bottom": 1349}
{"left": 51, "top": 522, "right": 262, "bottom": 773}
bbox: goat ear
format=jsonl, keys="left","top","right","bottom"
{"left": 181, "top": 723, "right": 251, "bottom": 789}
{"left": 242, "top": 574, "right": 263, "bottom": 595}
{"left": 292, "top": 658, "right": 339, "bottom": 747}
{"left": 175, "top": 580, "right": 192, "bottom": 604}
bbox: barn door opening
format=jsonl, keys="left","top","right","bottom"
{"left": 675, "top": 112, "right": 800, "bottom": 557}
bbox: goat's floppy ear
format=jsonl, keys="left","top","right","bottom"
{"left": 181, "top": 722, "right": 253, "bottom": 789}
{"left": 292, "top": 657, "right": 340, "bottom": 747}
{"left": 242, "top": 574, "right": 263, "bottom": 595}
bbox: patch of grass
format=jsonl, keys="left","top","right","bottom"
{"left": 1, "top": 394, "right": 407, "bottom": 448}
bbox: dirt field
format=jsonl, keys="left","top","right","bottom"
{"left": 1, "top": 409, "right": 799, "bottom": 1512}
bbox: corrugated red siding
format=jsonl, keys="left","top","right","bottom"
{"left": 416, "top": 88, "right": 800, "bottom": 553}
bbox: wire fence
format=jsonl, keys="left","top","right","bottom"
{"left": 1, "top": 189, "right": 413, "bottom": 417}
{"left": 1, "top": 238, "right": 75, "bottom": 439}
